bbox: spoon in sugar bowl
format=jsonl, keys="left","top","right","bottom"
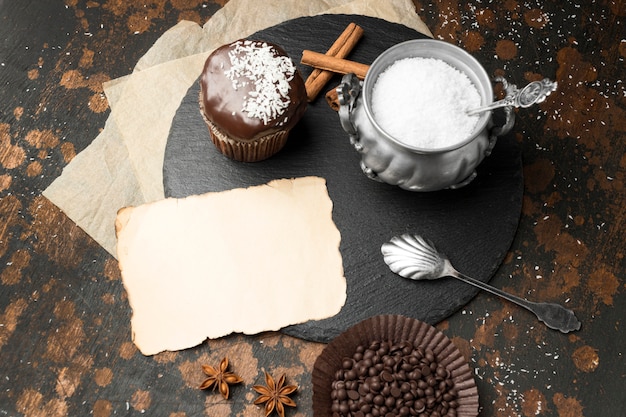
{"left": 381, "top": 234, "right": 581, "bottom": 333}
{"left": 466, "top": 77, "right": 558, "bottom": 116}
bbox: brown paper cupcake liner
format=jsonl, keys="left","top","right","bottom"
{"left": 199, "top": 90, "right": 289, "bottom": 162}
{"left": 312, "top": 314, "right": 479, "bottom": 417}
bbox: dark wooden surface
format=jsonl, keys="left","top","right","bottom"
{"left": 163, "top": 14, "right": 524, "bottom": 344}
{"left": 1, "top": 1, "right": 625, "bottom": 416}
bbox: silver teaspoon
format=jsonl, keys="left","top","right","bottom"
{"left": 466, "top": 77, "right": 558, "bottom": 116}
{"left": 381, "top": 234, "right": 581, "bottom": 333}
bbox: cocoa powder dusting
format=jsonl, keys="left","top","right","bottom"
{"left": 55, "top": 366, "right": 83, "bottom": 398}
{"left": 94, "top": 367, "right": 114, "bottom": 387}
{"left": 534, "top": 216, "right": 589, "bottom": 267}
{"left": 0, "top": 174, "right": 11, "bottom": 193}
{"left": 463, "top": 31, "right": 485, "bottom": 52}
{"left": 13, "top": 106, "right": 24, "bottom": 119}
{"left": 60, "top": 141, "right": 76, "bottom": 163}
{"left": 495, "top": 39, "right": 518, "bottom": 60}
{"left": 93, "top": 399, "right": 113, "bottom": 417}
{"left": 0, "top": 298, "right": 28, "bottom": 350}
{"left": 297, "top": 340, "right": 325, "bottom": 367}
{"left": 26, "top": 161, "right": 43, "bottom": 177}
{"left": 153, "top": 350, "right": 179, "bottom": 364}
{"left": 587, "top": 266, "right": 620, "bottom": 306}
{"left": 28, "top": 196, "right": 92, "bottom": 269}
{"left": 119, "top": 341, "right": 137, "bottom": 360}
{"left": 130, "top": 389, "right": 152, "bottom": 412}
{"left": 521, "top": 388, "right": 547, "bottom": 416}
{"left": 472, "top": 308, "right": 510, "bottom": 347}
{"left": 0, "top": 123, "right": 26, "bottom": 169}
{"left": 44, "top": 317, "right": 86, "bottom": 362}
{"left": 524, "top": 8, "right": 549, "bottom": 29}
{"left": 552, "top": 392, "right": 584, "bottom": 417}
{"left": 88, "top": 92, "right": 110, "bottom": 113}
{"left": 103, "top": 257, "right": 121, "bottom": 281}
{"left": 170, "top": 0, "right": 203, "bottom": 8}
{"left": 475, "top": 8, "right": 496, "bottom": 29}
{"left": 28, "top": 68, "right": 39, "bottom": 80}
{"left": 431, "top": 2, "right": 463, "bottom": 41}
{"left": 16, "top": 388, "right": 68, "bottom": 417}
{"left": 0, "top": 250, "right": 30, "bottom": 285}
{"left": 79, "top": 47, "right": 95, "bottom": 68}
{"left": 60, "top": 69, "right": 85, "bottom": 89}
{"left": 571, "top": 345, "right": 599, "bottom": 373}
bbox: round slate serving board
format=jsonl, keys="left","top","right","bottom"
{"left": 163, "top": 14, "right": 523, "bottom": 343}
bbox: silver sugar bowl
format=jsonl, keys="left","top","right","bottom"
{"left": 337, "top": 39, "right": 515, "bottom": 191}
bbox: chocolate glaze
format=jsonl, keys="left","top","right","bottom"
{"left": 199, "top": 39, "right": 307, "bottom": 141}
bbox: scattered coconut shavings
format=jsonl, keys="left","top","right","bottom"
{"left": 224, "top": 40, "right": 296, "bottom": 125}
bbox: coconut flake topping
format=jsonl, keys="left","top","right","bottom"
{"left": 372, "top": 57, "right": 481, "bottom": 149}
{"left": 224, "top": 40, "right": 296, "bottom": 124}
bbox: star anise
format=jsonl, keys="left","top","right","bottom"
{"left": 253, "top": 372, "right": 298, "bottom": 417}
{"left": 199, "top": 357, "right": 243, "bottom": 399}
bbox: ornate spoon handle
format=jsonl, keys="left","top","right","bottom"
{"left": 448, "top": 265, "right": 581, "bottom": 333}
{"left": 467, "top": 78, "right": 557, "bottom": 116}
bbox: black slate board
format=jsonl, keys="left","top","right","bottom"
{"left": 163, "top": 14, "right": 523, "bottom": 343}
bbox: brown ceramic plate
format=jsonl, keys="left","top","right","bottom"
{"left": 312, "top": 314, "right": 478, "bottom": 417}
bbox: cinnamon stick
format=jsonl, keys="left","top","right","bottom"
{"left": 301, "top": 50, "right": 370, "bottom": 80}
{"left": 325, "top": 87, "right": 340, "bottom": 112}
{"left": 302, "top": 23, "right": 364, "bottom": 102}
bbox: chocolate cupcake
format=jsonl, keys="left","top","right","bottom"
{"left": 199, "top": 39, "right": 307, "bottom": 162}
{"left": 312, "top": 315, "right": 479, "bottom": 417}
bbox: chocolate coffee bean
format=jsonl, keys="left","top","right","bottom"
{"left": 330, "top": 340, "right": 460, "bottom": 416}
{"left": 337, "top": 388, "right": 348, "bottom": 401}
{"left": 380, "top": 370, "right": 394, "bottom": 383}
{"left": 414, "top": 400, "right": 426, "bottom": 413}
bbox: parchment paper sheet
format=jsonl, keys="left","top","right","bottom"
{"left": 115, "top": 177, "right": 346, "bottom": 355}
{"left": 43, "top": 0, "right": 432, "bottom": 257}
